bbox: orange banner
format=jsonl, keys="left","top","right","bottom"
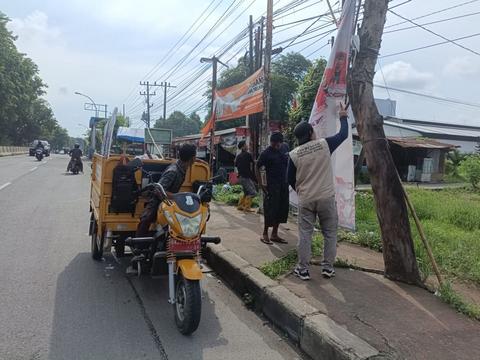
{"left": 214, "top": 67, "right": 264, "bottom": 121}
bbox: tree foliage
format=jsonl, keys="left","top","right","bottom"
{"left": 0, "top": 12, "right": 67, "bottom": 145}
{"left": 286, "top": 58, "right": 327, "bottom": 146}
{"left": 154, "top": 111, "right": 202, "bottom": 138}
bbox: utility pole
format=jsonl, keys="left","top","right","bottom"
{"left": 261, "top": 0, "right": 273, "bottom": 150}
{"left": 348, "top": 0, "right": 422, "bottom": 285}
{"left": 200, "top": 56, "right": 228, "bottom": 171}
{"left": 140, "top": 81, "right": 161, "bottom": 128}
{"left": 160, "top": 82, "right": 176, "bottom": 120}
{"left": 249, "top": 15, "right": 254, "bottom": 75}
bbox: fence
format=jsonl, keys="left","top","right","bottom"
{"left": 0, "top": 146, "right": 29, "bottom": 156}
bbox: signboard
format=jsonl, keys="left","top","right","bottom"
{"left": 214, "top": 67, "right": 264, "bottom": 122}
{"left": 307, "top": 0, "right": 356, "bottom": 230}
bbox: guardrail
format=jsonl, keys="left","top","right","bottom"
{"left": 0, "top": 146, "right": 29, "bottom": 157}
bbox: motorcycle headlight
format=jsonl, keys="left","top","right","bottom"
{"left": 164, "top": 210, "right": 175, "bottom": 226}
{"left": 176, "top": 213, "right": 202, "bottom": 238}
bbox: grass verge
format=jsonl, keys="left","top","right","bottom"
{"left": 438, "top": 282, "right": 480, "bottom": 320}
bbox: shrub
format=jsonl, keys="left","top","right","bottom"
{"left": 459, "top": 155, "right": 480, "bottom": 188}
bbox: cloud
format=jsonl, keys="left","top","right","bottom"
{"left": 8, "top": 10, "right": 62, "bottom": 46}
{"left": 443, "top": 56, "right": 480, "bottom": 77}
{"left": 375, "top": 61, "right": 434, "bottom": 90}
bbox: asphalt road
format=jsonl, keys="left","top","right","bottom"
{"left": 0, "top": 155, "right": 303, "bottom": 360}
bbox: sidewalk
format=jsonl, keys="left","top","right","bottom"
{"left": 206, "top": 202, "right": 480, "bottom": 360}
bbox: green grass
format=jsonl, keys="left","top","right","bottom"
{"left": 214, "top": 184, "right": 260, "bottom": 208}
{"left": 350, "top": 188, "right": 480, "bottom": 284}
{"left": 438, "top": 282, "right": 480, "bottom": 320}
{"left": 260, "top": 234, "right": 323, "bottom": 279}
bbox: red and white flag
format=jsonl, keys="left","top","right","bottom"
{"left": 309, "top": 0, "right": 356, "bottom": 230}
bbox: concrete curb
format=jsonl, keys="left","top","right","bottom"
{"left": 0, "top": 152, "right": 27, "bottom": 157}
{"left": 204, "top": 245, "right": 380, "bottom": 360}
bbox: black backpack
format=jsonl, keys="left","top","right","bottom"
{"left": 110, "top": 164, "right": 139, "bottom": 215}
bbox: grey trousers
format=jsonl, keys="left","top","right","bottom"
{"left": 297, "top": 196, "right": 338, "bottom": 271}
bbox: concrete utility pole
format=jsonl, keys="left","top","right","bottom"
{"left": 261, "top": 0, "right": 273, "bottom": 150}
{"left": 140, "top": 81, "right": 161, "bottom": 128}
{"left": 348, "top": 0, "right": 422, "bottom": 285}
{"left": 160, "top": 82, "right": 176, "bottom": 120}
{"left": 249, "top": 15, "right": 254, "bottom": 75}
{"left": 200, "top": 56, "right": 229, "bottom": 171}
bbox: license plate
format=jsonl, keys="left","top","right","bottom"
{"left": 169, "top": 239, "right": 200, "bottom": 253}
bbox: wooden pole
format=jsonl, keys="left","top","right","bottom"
{"left": 348, "top": 0, "right": 422, "bottom": 285}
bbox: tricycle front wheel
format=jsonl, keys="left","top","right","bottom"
{"left": 174, "top": 275, "right": 201, "bottom": 335}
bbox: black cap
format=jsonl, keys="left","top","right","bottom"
{"left": 238, "top": 140, "right": 246, "bottom": 149}
{"left": 270, "top": 132, "right": 284, "bottom": 143}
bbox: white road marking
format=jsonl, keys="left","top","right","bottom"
{"left": 0, "top": 182, "right": 11, "bottom": 191}
{"left": 29, "top": 167, "right": 38, "bottom": 172}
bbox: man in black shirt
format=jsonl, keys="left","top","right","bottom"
{"left": 256, "top": 132, "right": 289, "bottom": 245}
{"left": 235, "top": 140, "right": 257, "bottom": 212}
{"left": 136, "top": 144, "right": 196, "bottom": 237}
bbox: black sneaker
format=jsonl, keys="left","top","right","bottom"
{"left": 322, "top": 268, "right": 335, "bottom": 278}
{"left": 293, "top": 268, "right": 311, "bottom": 280}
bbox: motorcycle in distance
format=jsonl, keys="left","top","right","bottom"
{"left": 35, "top": 148, "right": 44, "bottom": 161}
{"left": 121, "top": 179, "right": 220, "bottom": 335}
{"left": 67, "top": 158, "right": 82, "bottom": 175}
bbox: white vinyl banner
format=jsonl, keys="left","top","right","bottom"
{"left": 308, "top": 0, "right": 356, "bottom": 230}
{"left": 102, "top": 107, "right": 117, "bottom": 157}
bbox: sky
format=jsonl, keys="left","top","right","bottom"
{"left": 1, "top": 0, "right": 479, "bottom": 137}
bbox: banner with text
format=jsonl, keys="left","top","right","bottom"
{"left": 308, "top": 0, "right": 356, "bottom": 230}
{"left": 214, "top": 67, "right": 264, "bottom": 121}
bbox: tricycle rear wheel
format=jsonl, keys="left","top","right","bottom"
{"left": 174, "top": 275, "right": 201, "bottom": 335}
{"left": 90, "top": 219, "right": 103, "bottom": 261}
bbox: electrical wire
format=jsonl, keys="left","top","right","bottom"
{"left": 374, "top": 84, "right": 480, "bottom": 109}
{"left": 121, "top": 0, "right": 222, "bottom": 106}
{"left": 380, "top": 32, "right": 480, "bottom": 58}
{"left": 388, "top": 9, "right": 480, "bottom": 56}
{"left": 385, "top": 0, "right": 480, "bottom": 29}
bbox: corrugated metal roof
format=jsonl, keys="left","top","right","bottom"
{"left": 384, "top": 120, "right": 480, "bottom": 139}
{"left": 388, "top": 137, "right": 458, "bottom": 149}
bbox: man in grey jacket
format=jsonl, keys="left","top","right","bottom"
{"left": 288, "top": 104, "right": 348, "bottom": 280}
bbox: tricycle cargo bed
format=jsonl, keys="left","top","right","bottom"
{"left": 90, "top": 154, "right": 210, "bottom": 233}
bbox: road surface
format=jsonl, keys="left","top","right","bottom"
{"left": 0, "top": 155, "right": 303, "bottom": 360}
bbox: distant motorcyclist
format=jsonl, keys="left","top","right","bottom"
{"left": 68, "top": 144, "right": 83, "bottom": 173}
{"left": 35, "top": 141, "right": 44, "bottom": 151}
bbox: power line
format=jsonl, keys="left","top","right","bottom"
{"left": 385, "top": 11, "right": 480, "bottom": 34}
{"left": 122, "top": 0, "right": 221, "bottom": 106}
{"left": 388, "top": 9, "right": 480, "bottom": 56}
{"left": 385, "top": 0, "right": 480, "bottom": 29}
{"left": 374, "top": 84, "right": 480, "bottom": 109}
{"left": 380, "top": 32, "right": 480, "bottom": 58}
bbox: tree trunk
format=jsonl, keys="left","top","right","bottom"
{"left": 347, "top": 0, "right": 422, "bottom": 285}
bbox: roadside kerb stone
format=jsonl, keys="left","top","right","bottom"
{"left": 204, "top": 244, "right": 381, "bottom": 360}
{"left": 301, "top": 314, "right": 379, "bottom": 360}
{"left": 263, "top": 285, "right": 319, "bottom": 343}
{"left": 241, "top": 265, "right": 278, "bottom": 311}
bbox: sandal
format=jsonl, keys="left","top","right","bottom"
{"left": 261, "top": 236, "right": 273, "bottom": 245}
{"left": 271, "top": 237, "right": 288, "bottom": 244}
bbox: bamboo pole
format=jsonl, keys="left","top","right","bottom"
{"left": 397, "top": 172, "right": 444, "bottom": 286}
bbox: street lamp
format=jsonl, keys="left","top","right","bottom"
{"left": 74, "top": 91, "right": 98, "bottom": 159}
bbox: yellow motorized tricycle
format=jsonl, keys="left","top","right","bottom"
{"left": 89, "top": 153, "right": 220, "bottom": 334}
